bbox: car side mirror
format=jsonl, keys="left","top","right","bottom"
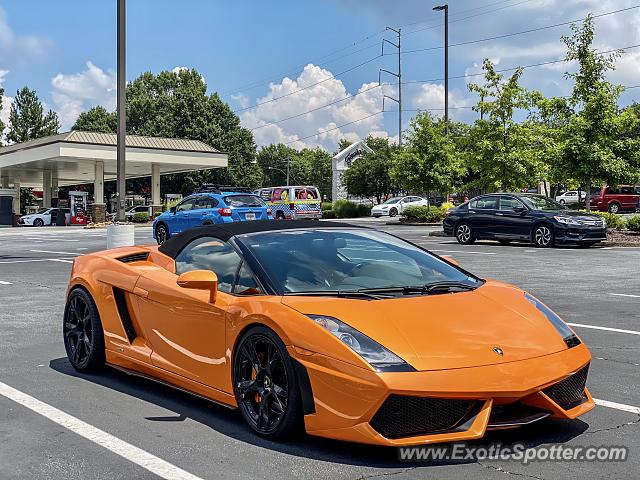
{"left": 177, "top": 270, "right": 218, "bottom": 303}
{"left": 513, "top": 206, "right": 527, "bottom": 214}
{"left": 442, "top": 255, "right": 459, "bottom": 266}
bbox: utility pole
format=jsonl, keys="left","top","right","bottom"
{"left": 116, "top": 0, "right": 126, "bottom": 221}
{"left": 433, "top": 4, "right": 449, "bottom": 134}
{"left": 286, "top": 157, "right": 290, "bottom": 185}
{"left": 380, "top": 27, "right": 402, "bottom": 146}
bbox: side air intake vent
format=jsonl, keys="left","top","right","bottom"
{"left": 543, "top": 363, "right": 589, "bottom": 410}
{"left": 117, "top": 252, "right": 149, "bottom": 263}
{"left": 113, "top": 288, "right": 137, "bottom": 343}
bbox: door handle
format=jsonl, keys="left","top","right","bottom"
{"left": 133, "top": 286, "right": 148, "bottom": 298}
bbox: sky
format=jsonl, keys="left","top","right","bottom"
{"left": 1, "top": 0, "right": 640, "bottom": 151}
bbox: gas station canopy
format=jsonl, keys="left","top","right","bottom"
{"left": 0, "top": 130, "right": 228, "bottom": 188}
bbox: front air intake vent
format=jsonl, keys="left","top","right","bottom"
{"left": 543, "top": 363, "right": 589, "bottom": 410}
{"left": 113, "top": 288, "right": 137, "bottom": 343}
{"left": 117, "top": 252, "right": 149, "bottom": 263}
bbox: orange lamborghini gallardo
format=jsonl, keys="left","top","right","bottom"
{"left": 63, "top": 221, "right": 594, "bottom": 445}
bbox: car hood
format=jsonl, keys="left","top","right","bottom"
{"left": 372, "top": 204, "right": 392, "bottom": 209}
{"left": 539, "top": 210, "right": 602, "bottom": 220}
{"left": 281, "top": 280, "right": 568, "bottom": 371}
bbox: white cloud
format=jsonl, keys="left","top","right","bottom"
{"left": 0, "top": 7, "right": 51, "bottom": 66}
{"left": 231, "top": 93, "right": 249, "bottom": 108}
{"left": 50, "top": 61, "right": 116, "bottom": 129}
{"left": 239, "top": 64, "right": 386, "bottom": 150}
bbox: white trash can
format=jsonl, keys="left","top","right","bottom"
{"left": 107, "top": 224, "right": 135, "bottom": 249}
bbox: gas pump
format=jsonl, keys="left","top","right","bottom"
{"left": 69, "top": 191, "right": 88, "bottom": 225}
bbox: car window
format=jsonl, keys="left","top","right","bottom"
{"left": 175, "top": 237, "right": 242, "bottom": 293}
{"left": 620, "top": 186, "right": 635, "bottom": 195}
{"left": 223, "top": 195, "right": 266, "bottom": 207}
{"left": 520, "top": 195, "right": 565, "bottom": 210}
{"left": 294, "top": 187, "right": 318, "bottom": 200}
{"left": 176, "top": 198, "right": 196, "bottom": 212}
{"left": 258, "top": 189, "right": 272, "bottom": 201}
{"left": 499, "top": 197, "right": 523, "bottom": 210}
{"left": 48, "top": 209, "right": 58, "bottom": 216}
{"left": 567, "top": 192, "right": 576, "bottom": 196}
{"left": 605, "top": 187, "right": 619, "bottom": 195}
{"left": 234, "top": 262, "right": 262, "bottom": 296}
{"left": 470, "top": 197, "right": 497, "bottom": 209}
{"left": 383, "top": 197, "right": 401, "bottom": 204}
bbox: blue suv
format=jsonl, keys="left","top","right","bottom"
{"left": 153, "top": 187, "right": 273, "bottom": 244}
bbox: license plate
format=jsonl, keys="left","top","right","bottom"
{"left": 245, "top": 213, "right": 256, "bottom": 221}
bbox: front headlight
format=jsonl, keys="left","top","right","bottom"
{"left": 524, "top": 293, "right": 581, "bottom": 348}
{"left": 308, "top": 315, "right": 414, "bottom": 372}
{"left": 553, "top": 215, "right": 580, "bottom": 225}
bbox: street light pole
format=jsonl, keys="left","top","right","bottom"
{"left": 286, "top": 157, "right": 290, "bottom": 185}
{"left": 116, "top": 0, "right": 126, "bottom": 221}
{"left": 433, "top": 4, "right": 449, "bottom": 135}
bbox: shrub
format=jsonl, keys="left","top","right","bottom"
{"left": 440, "top": 202, "right": 455, "bottom": 212}
{"left": 322, "top": 210, "right": 337, "bottom": 219}
{"left": 589, "top": 211, "right": 626, "bottom": 230}
{"left": 626, "top": 215, "right": 640, "bottom": 232}
{"left": 402, "top": 205, "right": 444, "bottom": 223}
{"left": 321, "top": 202, "right": 333, "bottom": 211}
{"left": 132, "top": 212, "right": 150, "bottom": 223}
{"left": 332, "top": 200, "right": 370, "bottom": 218}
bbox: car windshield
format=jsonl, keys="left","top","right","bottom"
{"left": 224, "top": 195, "right": 266, "bottom": 208}
{"left": 236, "top": 229, "right": 481, "bottom": 294}
{"left": 520, "top": 195, "right": 566, "bottom": 211}
{"left": 383, "top": 197, "right": 401, "bottom": 204}
{"left": 36, "top": 208, "right": 49, "bottom": 214}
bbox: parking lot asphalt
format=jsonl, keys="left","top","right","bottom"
{"left": 0, "top": 221, "right": 638, "bottom": 480}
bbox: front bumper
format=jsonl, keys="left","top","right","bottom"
{"left": 371, "top": 210, "right": 388, "bottom": 217}
{"left": 291, "top": 212, "right": 322, "bottom": 220}
{"left": 293, "top": 343, "right": 594, "bottom": 446}
{"left": 554, "top": 225, "right": 607, "bottom": 244}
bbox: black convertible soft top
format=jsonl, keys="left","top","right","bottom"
{"left": 157, "top": 220, "right": 364, "bottom": 259}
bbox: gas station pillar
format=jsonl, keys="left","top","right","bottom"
{"left": 43, "top": 170, "right": 52, "bottom": 208}
{"left": 151, "top": 163, "right": 162, "bottom": 218}
{"left": 13, "top": 179, "right": 20, "bottom": 217}
{"left": 93, "top": 161, "right": 106, "bottom": 223}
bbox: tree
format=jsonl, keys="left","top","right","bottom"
{"left": 297, "top": 148, "right": 332, "bottom": 200}
{"left": 390, "top": 113, "right": 463, "bottom": 203}
{"left": 7, "top": 87, "right": 60, "bottom": 143}
{"left": 342, "top": 137, "right": 396, "bottom": 204}
{"left": 466, "top": 60, "right": 537, "bottom": 192}
{"left": 256, "top": 143, "right": 299, "bottom": 186}
{"left": 72, "top": 106, "right": 117, "bottom": 133}
{"left": 557, "top": 15, "right": 639, "bottom": 210}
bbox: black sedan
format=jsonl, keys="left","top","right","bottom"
{"left": 443, "top": 193, "right": 607, "bottom": 247}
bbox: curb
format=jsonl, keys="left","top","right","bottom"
{"left": 388, "top": 222, "right": 443, "bottom": 227}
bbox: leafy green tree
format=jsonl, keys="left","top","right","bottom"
{"left": 390, "top": 113, "right": 463, "bottom": 203}
{"left": 342, "top": 137, "right": 396, "bottom": 203}
{"left": 72, "top": 106, "right": 117, "bottom": 133}
{"left": 7, "top": 87, "right": 60, "bottom": 143}
{"left": 297, "top": 148, "right": 332, "bottom": 199}
{"left": 256, "top": 143, "right": 299, "bottom": 186}
{"left": 557, "top": 15, "right": 639, "bottom": 210}
{"left": 466, "top": 60, "right": 537, "bottom": 192}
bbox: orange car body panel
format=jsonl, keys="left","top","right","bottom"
{"left": 67, "top": 244, "right": 595, "bottom": 446}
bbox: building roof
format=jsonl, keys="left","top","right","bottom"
{"left": 0, "top": 131, "right": 219, "bottom": 156}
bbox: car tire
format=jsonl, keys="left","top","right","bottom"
{"left": 63, "top": 288, "right": 105, "bottom": 372}
{"left": 275, "top": 211, "right": 286, "bottom": 220}
{"left": 389, "top": 207, "right": 398, "bottom": 217}
{"left": 608, "top": 202, "right": 620, "bottom": 214}
{"left": 559, "top": 199, "right": 565, "bottom": 205}
{"left": 155, "top": 223, "right": 169, "bottom": 245}
{"left": 533, "top": 224, "right": 555, "bottom": 248}
{"left": 33, "top": 218, "right": 44, "bottom": 227}
{"left": 233, "top": 326, "right": 303, "bottom": 439}
{"left": 455, "top": 222, "right": 475, "bottom": 245}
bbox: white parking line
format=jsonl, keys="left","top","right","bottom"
{"left": 0, "top": 381, "right": 204, "bottom": 480}
{"left": 594, "top": 399, "right": 640, "bottom": 415}
{"left": 0, "top": 280, "right": 12, "bottom": 285}
{"left": 608, "top": 293, "right": 640, "bottom": 299}
{"left": 30, "top": 249, "right": 80, "bottom": 256}
{"left": 428, "top": 249, "right": 497, "bottom": 256}
{"left": 48, "top": 259, "right": 74, "bottom": 264}
{"left": 568, "top": 323, "right": 640, "bottom": 336}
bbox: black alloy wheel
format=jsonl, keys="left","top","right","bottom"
{"left": 63, "top": 288, "right": 105, "bottom": 371}
{"left": 533, "top": 224, "right": 554, "bottom": 248}
{"left": 388, "top": 207, "right": 398, "bottom": 217}
{"left": 155, "top": 223, "right": 169, "bottom": 244}
{"left": 233, "top": 327, "right": 301, "bottom": 438}
{"left": 33, "top": 218, "right": 44, "bottom": 227}
{"left": 455, "top": 222, "right": 475, "bottom": 245}
{"left": 275, "top": 211, "right": 286, "bottom": 220}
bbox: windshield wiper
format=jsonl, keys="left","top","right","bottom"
{"left": 284, "top": 290, "right": 386, "bottom": 300}
{"left": 359, "top": 281, "right": 479, "bottom": 296}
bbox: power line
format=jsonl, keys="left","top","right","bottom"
{"left": 284, "top": 111, "right": 383, "bottom": 146}
{"left": 234, "top": 55, "right": 381, "bottom": 114}
{"left": 395, "top": 5, "right": 639, "bottom": 56}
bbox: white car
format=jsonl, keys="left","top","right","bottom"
{"left": 370, "top": 196, "right": 429, "bottom": 217}
{"left": 555, "top": 190, "right": 585, "bottom": 205}
{"left": 19, "top": 208, "right": 70, "bottom": 226}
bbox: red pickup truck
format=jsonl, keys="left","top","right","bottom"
{"left": 590, "top": 185, "right": 640, "bottom": 213}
